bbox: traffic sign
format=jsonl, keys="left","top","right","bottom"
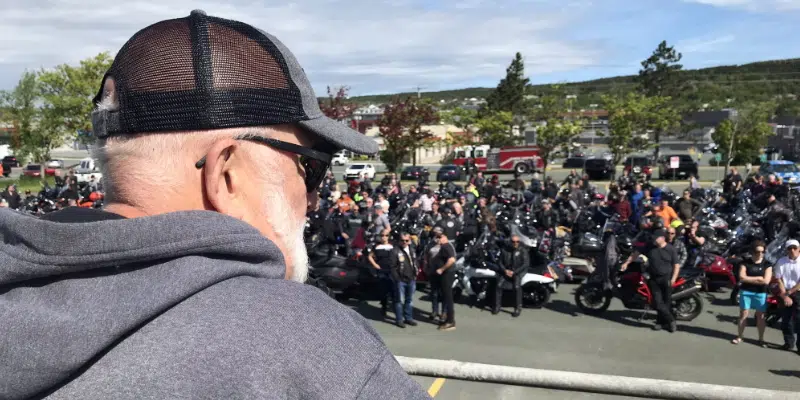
{"left": 670, "top": 156, "right": 680, "bottom": 169}
{"left": 714, "top": 153, "right": 722, "bottom": 162}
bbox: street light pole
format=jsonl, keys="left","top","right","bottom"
{"left": 589, "top": 104, "right": 598, "bottom": 148}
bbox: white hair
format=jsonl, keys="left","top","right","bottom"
{"left": 92, "top": 125, "right": 309, "bottom": 281}
{"left": 92, "top": 127, "right": 282, "bottom": 204}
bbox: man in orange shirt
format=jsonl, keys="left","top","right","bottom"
{"left": 655, "top": 199, "right": 679, "bottom": 227}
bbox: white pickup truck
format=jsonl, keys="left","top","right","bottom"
{"left": 75, "top": 158, "right": 103, "bottom": 184}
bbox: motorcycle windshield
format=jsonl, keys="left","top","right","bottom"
{"left": 510, "top": 224, "right": 537, "bottom": 248}
{"left": 765, "top": 229, "right": 789, "bottom": 264}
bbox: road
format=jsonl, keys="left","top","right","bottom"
{"left": 348, "top": 287, "right": 800, "bottom": 399}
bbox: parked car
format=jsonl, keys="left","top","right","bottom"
{"left": 562, "top": 157, "right": 586, "bottom": 169}
{"left": 2, "top": 156, "right": 19, "bottom": 177}
{"left": 343, "top": 163, "right": 376, "bottom": 180}
{"left": 622, "top": 156, "right": 652, "bottom": 180}
{"left": 657, "top": 154, "right": 698, "bottom": 180}
{"left": 436, "top": 165, "right": 463, "bottom": 182}
{"left": 46, "top": 159, "right": 65, "bottom": 169}
{"left": 75, "top": 158, "right": 103, "bottom": 183}
{"left": 23, "top": 164, "right": 57, "bottom": 178}
{"left": 400, "top": 166, "right": 429, "bottom": 181}
{"left": 583, "top": 158, "right": 614, "bottom": 180}
{"left": 757, "top": 160, "right": 800, "bottom": 183}
{"left": 331, "top": 151, "right": 349, "bottom": 166}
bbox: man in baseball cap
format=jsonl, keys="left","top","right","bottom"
{"left": 0, "top": 10, "right": 426, "bottom": 399}
{"left": 621, "top": 228, "right": 681, "bottom": 332}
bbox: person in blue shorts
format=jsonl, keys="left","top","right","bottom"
{"left": 732, "top": 241, "right": 772, "bottom": 347}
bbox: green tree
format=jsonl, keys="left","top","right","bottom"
{"left": 638, "top": 40, "right": 683, "bottom": 98}
{"left": 442, "top": 107, "right": 477, "bottom": 133}
{"left": 638, "top": 41, "right": 683, "bottom": 159}
{"left": 712, "top": 103, "right": 776, "bottom": 171}
{"left": 601, "top": 93, "right": 653, "bottom": 166}
{"left": 485, "top": 52, "right": 529, "bottom": 117}
{"left": 442, "top": 107, "right": 479, "bottom": 146}
{"left": 528, "top": 88, "right": 585, "bottom": 177}
{"left": 775, "top": 98, "right": 800, "bottom": 117}
{"left": 37, "top": 52, "right": 113, "bottom": 146}
{"left": 0, "top": 71, "right": 39, "bottom": 160}
{"left": 475, "top": 111, "right": 516, "bottom": 148}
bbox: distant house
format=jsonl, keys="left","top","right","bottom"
{"left": 767, "top": 116, "right": 800, "bottom": 161}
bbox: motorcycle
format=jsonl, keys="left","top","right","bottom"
{"left": 453, "top": 233, "right": 556, "bottom": 309}
{"left": 305, "top": 234, "right": 381, "bottom": 301}
{"left": 574, "top": 258, "right": 705, "bottom": 322}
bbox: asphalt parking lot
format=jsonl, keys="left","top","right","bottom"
{"left": 349, "top": 285, "right": 800, "bottom": 399}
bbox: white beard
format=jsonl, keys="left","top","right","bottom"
{"left": 288, "top": 218, "right": 310, "bottom": 283}
{"left": 264, "top": 192, "right": 310, "bottom": 283}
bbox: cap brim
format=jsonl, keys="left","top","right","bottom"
{"left": 298, "top": 116, "right": 378, "bottom": 155}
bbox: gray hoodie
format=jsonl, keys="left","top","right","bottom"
{"left": 0, "top": 208, "right": 428, "bottom": 399}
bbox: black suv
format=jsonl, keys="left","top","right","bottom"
{"left": 583, "top": 158, "right": 614, "bottom": 180}
{"left": 657, "top": 154, "right": 698, "bottom": 180}
{"left": 436, "top": 165, "right": 463, "bottom": 182}
{"left": 401, "top": 166, "right": 429, "bottom": 181}
{"left": 2, "top": 156, "right": 20, "bottom": 177}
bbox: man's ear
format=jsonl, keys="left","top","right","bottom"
{"left": 202, "top": 139, "right": 246, "bottom": 219}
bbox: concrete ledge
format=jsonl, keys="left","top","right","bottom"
{"left": 396, "top": 356, "right": 799, "bottom": 400}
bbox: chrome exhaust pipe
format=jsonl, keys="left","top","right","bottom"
{"left": 671, "top": 285, "right": 702, "bottom": 301}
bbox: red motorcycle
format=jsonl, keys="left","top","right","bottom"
{"left": 694, "top": 252, "right": 737, "bottom": 292}
{"left": 574, "top": 259, "right": 705, "bottom": 322}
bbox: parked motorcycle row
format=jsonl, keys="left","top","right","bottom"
{"left": 2, "top": 180, "right": 104, "bottom": 215}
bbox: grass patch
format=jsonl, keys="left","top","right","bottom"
{"left": 0, "top": 175, "right": 56, "bottom": 193}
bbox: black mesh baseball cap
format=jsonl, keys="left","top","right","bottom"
{"left": 91, "top": 10, "right": 377, "bottom": 155}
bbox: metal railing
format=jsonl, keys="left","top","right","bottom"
{"left": 397, "top": 356, "right": 799, "bottom": 400}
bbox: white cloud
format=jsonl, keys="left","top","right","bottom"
{"left": 682, "top": 0, "right": 800, "bottom": 11}
{"left": 0, "top": 0, "right": 603, "bottom": 95}
{"left": 678, "top": 35, "right": 736, "bottom": 53}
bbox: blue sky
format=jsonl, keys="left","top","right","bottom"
{"left": 1, "top": 0, "right": 798, "bottom": 96}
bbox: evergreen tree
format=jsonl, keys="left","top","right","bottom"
{"left": 637, "top": 41, "right": 683, "bottom": 159}
{"left": 485, "top": 52, "right": 529, "bottom": 116}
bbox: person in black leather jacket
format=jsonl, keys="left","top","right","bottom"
{"left": 493, "top": 235, "right": 529, "bottom": 317}
{"left": 322, "top": 210, "right": 351, "bottom": 256}
{"left": 505, "top": 172, "right": 526, "bottom": 192}
{"left": 765, "top": 194, "right": 792, "bottom": 242}
{"left": 537, "top": 200, "right": 559, "bottom": 230}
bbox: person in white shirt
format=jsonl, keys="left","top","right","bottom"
{"left": 775, "top": 239, "right": 800, "bottom": 352}
{"left": 376, "top": 193, "right": 390, "bottom": 214}
{"left": 419, "top": 191, "right": 434, "bottom": 212}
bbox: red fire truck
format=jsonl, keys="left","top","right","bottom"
{"left": 452, "top": 145, "right": 544, "bottom": 174}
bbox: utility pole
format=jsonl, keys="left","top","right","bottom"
{"left": 415, "top": 85, "right": 426, "bottom": 99}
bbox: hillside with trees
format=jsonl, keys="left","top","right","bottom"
{"left": 349, "top": 58, "right": 800, "bottom": 111}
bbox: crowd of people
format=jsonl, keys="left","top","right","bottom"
{"left": 311, "top": 165, "right": 800, "bottom": 353}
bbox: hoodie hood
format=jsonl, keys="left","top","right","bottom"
{"left": 0, "top": 208, "right": 286, "bottom": 399}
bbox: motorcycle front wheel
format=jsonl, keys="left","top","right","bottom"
{"left": 673, "top": 292, "right": 704, "bottom": 321}
{"left": 574, "top": 284, "right": 612, "bottom": 314}
{"left": 522, "top": 283, "right": 551, "bottom": 308}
